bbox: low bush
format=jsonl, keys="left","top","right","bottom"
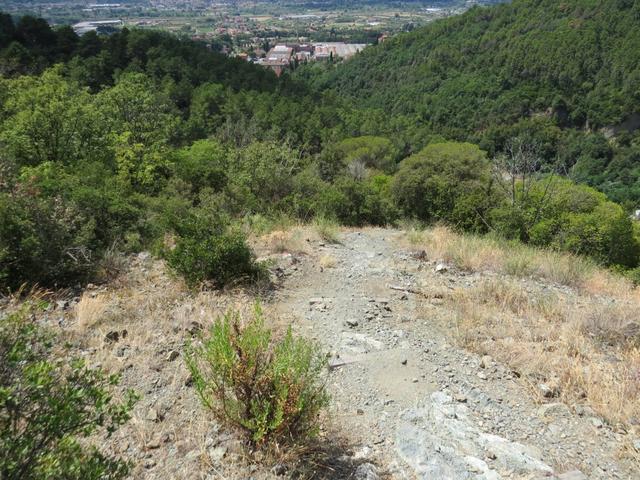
{"left": 0, "top": 306, "right": 137, "bottom": 480}
{"left": 313, "top": 215, "right": 340, "bottom": 244}
{"left": 186, "top": 306, "right": 329, "bottom": 446}
{"left": 166, "top": 215, "right": 261, "bottom": 288}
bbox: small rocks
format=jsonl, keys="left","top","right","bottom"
{"left": 477, "top": 371, "right": 488, "bottom": 380}
{"left": 538, "top": 403, "right": 570, "bottom": 418}
{"left": 346, "top": 319, "right": 359, "bottom": 328}
{"left": 354, "top": 462, "right": 379, "bottom": 480}
{"left": 454, "top": 394, "right": 467, "bottom": 403}
{"left": 479, "top": 355, "right": 493, "bottom": 369}
{"left": 434, "top": 263, "right": 448, "bottom": 273}
{"left": 557, "top": 470, "right": 588, "bottom": 480}
{"left": 401, "top": 359, "right": 408, "bottom": 365}
{"left": 590, "top": 417, "right": 604, "bottom": 428}
{"left": 632, "top": 438, "right": 640, "bottom": 451}
{"left": 105, "top": 329, "right": 127, "bottom": 343}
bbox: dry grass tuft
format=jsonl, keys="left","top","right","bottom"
{"left": 75, "top": 293, "right": 110, "bottom": 331}
{"left": 319, "top": 255, "right": 337, "bottom": 269}
{"left": 414, "top": 225, "right": 637, "bottom": 297}
{"left": 449, "top": 278, "right": 640, "bottom": 425}
{"left": 313, "top": 217, "right": 341, "bottom": 244}
{"left": 262, "top": 228, "right": 310, "bottom": 255}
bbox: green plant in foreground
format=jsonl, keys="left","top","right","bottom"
{"left": 186, "top": 305, "right": 329, "bottom": 446}
{"left": 0, "top": 306, "right": 137, "bottom": 480}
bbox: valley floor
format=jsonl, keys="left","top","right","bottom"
{"left": 28, "top": 227, "right": 640, "bottom": 479}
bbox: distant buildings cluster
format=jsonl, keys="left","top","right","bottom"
{"left": 254, "top": 42, "right": 367, "bottom": 76}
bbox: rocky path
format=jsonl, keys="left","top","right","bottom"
{"left": 272, "top": 229, "right": 632, "bottom": 480}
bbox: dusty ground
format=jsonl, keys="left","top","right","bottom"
{"left": 28, "top": 227, "right": 640, "bottom": 479}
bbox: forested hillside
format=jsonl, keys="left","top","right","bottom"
{"left": 2, "top": 8, "right": 640, "bottom": 293}
{"left": 311, "top": 0, "right": 640, "bottom": 204}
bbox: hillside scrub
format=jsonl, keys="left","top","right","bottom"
{"left": 1, "top": 12, "right": 640, "bottom": 293}
{"left": 186, "top": 306, "right": 329, "bottom": 446}
{"left": 0, "top": 306, "right": 137, "bottom": 480}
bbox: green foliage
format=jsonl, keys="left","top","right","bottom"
{"left": 186, "top": 305, "right": 329, "bottom": 446}
{"left": 313, "top": 215, "right": 340, "bottom": 244}
{"left": 334, "top": 135, "right": 396, "bottom": 174}
{"left": 318, "top": 174, "right": 398, "bottom": 226}
{"left": 490, "top": 177, "right": 640, "bottom": 267}
{"left": 0, "top": 306, "right": 137, "bottom": 480}
{"left": 393, "top": 142, "right": 493, "bottom": 231}
{"left": 0, "top": 188, "right": 98, "bottom": 290}
{"left": 166, "top": 215, "right": 261, "bottom": 288}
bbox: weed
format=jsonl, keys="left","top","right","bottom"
{"left": 186, "top": 305, "right": 329, "bottom": 447}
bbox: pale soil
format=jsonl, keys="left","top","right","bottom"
{"left": 27, "top": 227, "right": 640, "bottom": 479}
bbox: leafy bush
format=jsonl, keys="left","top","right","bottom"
{"left": 392, "top": 142, "right": 493, "bottom": 231}
{"left": 490, "top": 177, "right": 640, "bottom": 267}
{"left": 186, "top": 306, "right": 329, "bottom": 446}
{"left": 313, "top": 215, "right": 340, "bottom": 244}
{"left": 0, "top": 306, "right": 137, "bottom": 480}
{"left": 166, "top": 215, "right": 261, "bottom": 287}
{"left": 0, "top": 190, "right": 98, "bottom": 291}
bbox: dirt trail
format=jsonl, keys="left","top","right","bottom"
{"left": 273, "top": 228, "right": 633, "bottom": 480}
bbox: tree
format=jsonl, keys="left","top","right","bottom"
{"left": 0, "top": 67, "right": 109, "bottom": 166}
{"left": 392, "top": 141, "right": 494, "bottom": 231}
{"left": 0, "top": 13, "right": 15, "bottom": 49}
{"left": 335, "top": 136, "right": 396, "bottom": 175}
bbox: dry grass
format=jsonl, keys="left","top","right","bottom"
{"left": 413, "top": 225, "right": 639, "bottom": 298}
{"left": 449, "top": 278, "right": 640, "bottom": 426}
{"left": 261, "top": 227, "right": 312, "bottom": 255}
{"left": 75, "top": 293, "right": 110, "bottom": 331}
{"left": 319, "top": 254, "right": 338, "bottom": 269}
{"left": 313, "top": 217, "right": 341, "bottom": 244}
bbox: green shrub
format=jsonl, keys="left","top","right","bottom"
{"left": 0, "top": 306, "right": 137, "bottom": 480}
{"left": 313, "top": 215, "right": 340, "bottom": 244}
{"left": 186, "top": 306, "right": 329, "bottom": 446}
{"left": 392, "top": 142, "right": 494, "bottom": 231}
{"left": 0, "top": 191, "right": 98, "bottom": 290}
{"left": 166, "top": 216, "right": 261, "bottom": 287}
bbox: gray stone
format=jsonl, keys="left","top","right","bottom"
{"left": 396, "top": 391, "right": 553, "bottom": 480}
{"left": 208, "top": 445, "right": 227, "bottom": 463}
{"left": 354, "top": 462, "right": 379, "bottom": 480}
{"left": 538, "top": 403, "right": 570, "bottom": 418}
{"left": 480, "top": 355, "right": 492, "bottom": 369}
{"left": 557, "top": 470, "right": 588, "bottom": 480}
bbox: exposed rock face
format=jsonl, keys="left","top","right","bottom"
{"left": 396, "top": 392, "right": 553, "bottom": 480}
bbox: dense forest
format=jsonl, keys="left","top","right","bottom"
{"left": 2, "top": 1, "right": 640, "bottom": 293}
{"left": 308, "top": 0, "right": 640, "bottom": 205}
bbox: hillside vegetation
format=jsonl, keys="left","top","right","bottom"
{"left": 312, "top": 0, "right": 640, "bottom": 204}
{"left": 2, "top": 10, "right": 640, "bottom": 291}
